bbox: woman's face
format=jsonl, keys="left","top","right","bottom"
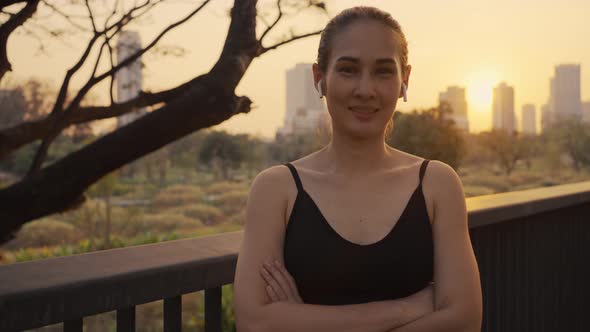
{"left": 315, "top": 19, "right": 410, "bottom": 140}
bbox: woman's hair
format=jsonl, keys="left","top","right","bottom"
{"left": 316, "top": 6, "right": 409, "bottom": 76}
{"left": 316, "top": 6, "right": 408, "bottom": 139}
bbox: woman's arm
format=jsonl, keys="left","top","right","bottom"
{"left": 259, "top": 258, "right": 436, "bottom": 332}
{"left": 233, "top": 166, "right": 432, "bottom": 332}
{"left": 386, "top": 161, "right": 483, "bottom": 332}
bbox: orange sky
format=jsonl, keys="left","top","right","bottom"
{"left": 8, "top": 0, "right": 590, "bottom": 137}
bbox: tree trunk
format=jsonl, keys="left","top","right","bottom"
{"left": 0, "top": 0, "right": 259, "bottom": 243}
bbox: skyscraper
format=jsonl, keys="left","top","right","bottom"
{"left": 521, "top": 104, "right": 536, "bottom": 135}
{"left": 115, "top": 30, "right": 146, "bottom": 128}
{"left": 547, "top": 64, "right": 582, "bottom": 124}
{"left": 438, "top": 86, "right": 469, "bottom": 132}
{"left": 278, "top": 63, "right": 328, "bottom": 136}
{"left": 541, "top": 104, "right": 553, "bottom": 133}
{"left": 492, "top": 82, "right": 516, "bottom": 133}
{"left": 582, "top": 101, "right": 590, "bottom": 124}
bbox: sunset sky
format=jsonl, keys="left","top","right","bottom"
{"left": 8, "top": 0, "right": 590, "bottom": 138}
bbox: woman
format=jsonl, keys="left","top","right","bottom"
{"left": 233, "top": 6, "right": 482, "bottom": 332}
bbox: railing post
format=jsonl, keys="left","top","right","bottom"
{"left": 117, "top": 306, "right": 136, "bottom": 332}
{"left": 63, "top": 318, "right": 83, "bottom": 332}
{"left": 164, "top": 296, "right": 182, "bottom": 332}
{"left": 205, "top": 287, "right": 222, "bottom": 332}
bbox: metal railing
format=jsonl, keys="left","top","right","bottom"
{"left": 1, "top": 181, "right": 589, "bottom": 331}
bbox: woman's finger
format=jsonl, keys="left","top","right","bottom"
{"left": 266, "top": 284, "right": 279, "bottom": 302}
{"left": 274, "top": 261, "right": 300, "bottom": 298}
{"left": 260, "top": 266, "right": 287, "bottom": 300}
{"left": 265, "top": 262, "right": 294, "bottom": 299}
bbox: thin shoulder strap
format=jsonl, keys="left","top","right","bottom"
{"left": 284, "top": 163, "right": 303, "bottom": 192}
{"left": 418, "top": 159, "right": 430, "bottom": 185}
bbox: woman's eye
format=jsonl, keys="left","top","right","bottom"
{"left": 338, "top": 67, "right": 356, "bottom": 74}
{"left": 376, "top": 68, "right": 395, "bottom": 75}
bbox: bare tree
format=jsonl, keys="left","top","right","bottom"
{"left": 478, "top": 130, "right": 527, "bottom": 176}
{"left": 0, "top": 0, "right": 325, "bottom": 242}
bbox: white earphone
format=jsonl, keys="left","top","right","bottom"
{"left": 316, "top": 79, "right": 324, "bottom": 99}
{"left": 402, "top": 82, "right": 407, "bottom": 102}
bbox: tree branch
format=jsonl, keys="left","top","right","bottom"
{"left": 0, "top": 0, "right": 27, "bottom": 10}
{"left": 27, "top": 0, "right": 167, "bottom": 174}
{"left": 0, "top": 0, "right": 40, "bottom": 81}
{"left": 51, "top": 0, "right": 155, "bottom": 116}
{"left": 0, "top": 76, "right": 252, "bottom": 243}
{"left": 258, "top": 29, "right": 322, "bottom": 55}
{"left": 63, "top": 0, "right": 205, "bottom": 115}
{"left": 106, "top": 37, "right": 115, "bottom": 105}
{"left": 0, "top": 76, "right": 202, "bottom": 160}
{"left": 40, "top": 0, "right": 91, "bottom": 32}
{"left": 258, "top": 0, "right": 282, "bottom": 43}
{"left": 84, "top": 0, "right": 97, "bottom": 33}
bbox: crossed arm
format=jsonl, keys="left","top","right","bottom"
{"left": 233, "top": 162, "right": 482, "bottom": 332}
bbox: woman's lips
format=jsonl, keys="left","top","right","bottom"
{"left": 349, "top": 107, "right": 377, "bottom": 121}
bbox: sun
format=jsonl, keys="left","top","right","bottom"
{"left": 465, "top": 70, "right": 501, "bottom": 111}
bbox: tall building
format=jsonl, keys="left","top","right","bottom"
{"left": 521, "top": 104, "right": 536, "bottom": 135}
{"left": 278, "top": 63, "right": 328, "bottom": 136}
{"left": 492, "top": 82, "right": 516, "bottom": 133}
{"left": 583, "top": 101, "right": 590, "bottom": 124}
{"left": 438, "top": 86, "right": 469, "bottom": 132}
{"left": 115, "top": 30, "right": 146, "bottom": 128}
{"left": 545, "top": 64, "right": 582, "bottom": 127}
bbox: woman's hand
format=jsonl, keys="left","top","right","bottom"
{"left": 404, "top": 283, "right": 435, "bottom": 319}
{"left": 259, "top": 259, "right": 303, "bottom": 304}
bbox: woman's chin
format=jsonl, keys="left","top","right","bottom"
{"left": 340, "top": 124, "right": 385, "bottom": 140}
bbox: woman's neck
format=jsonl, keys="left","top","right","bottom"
{"left": 320, "top": 130, "right": 393, "bottom": 176}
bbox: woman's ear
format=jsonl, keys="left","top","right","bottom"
{"left": 403, "top": 64, "right": 412, "bottom": 91}
{"left": 312, "top": 63, "right": 324, "bottom": 94}
{"left": 399, "top": 64, "right": 412, "bottom": 100}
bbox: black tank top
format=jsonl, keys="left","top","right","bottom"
{"left": 283, "top": 160, "right": 434, "bottom": 305}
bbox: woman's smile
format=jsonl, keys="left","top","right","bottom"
{"left": 349, "top": 106, "right": 378, "bottom": 121}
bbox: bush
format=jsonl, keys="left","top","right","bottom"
{"left": 182, "top": 204, "right": 224, "bottom": 226}
{"left": 205, "top": 181, "right": 248, "bottom": 196}
{"left": 463, "top": 185, "right": 496, "bottom": 198}
{"left": 211, "top": 190, "right": 249, "bottom": 215}
{"left": 14, "top": 218, "right": 81, "bottom": 248}
{"left": 152, "top": 185, "right": 204, "bottom": 210}
{"left": 227, "top": 210, "right": 246, "bottom": 225}
{"left": 139, "top": 213, "right": 202, "bottom": 234}
{"left": 505, "top": 173, "right": 544, "bottom": 187}
{"left": 461, "top": 174, "right": 511, "bottom": 193}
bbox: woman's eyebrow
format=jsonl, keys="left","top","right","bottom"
{"left": 375, "top": 58, "right": 396, "bottom": 65}
{"left": 335, "top": 56, "right": 359, "bottom": 63}
{"left": 335, "top": 56, "right": 396, "bottom": 65}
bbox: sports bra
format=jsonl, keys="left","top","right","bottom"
{"left": 282, "top": 160, "right": 434, "bottom": 304}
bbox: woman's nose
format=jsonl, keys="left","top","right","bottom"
{"left": 354, "top": 73, "right": 377, "bottom": 99}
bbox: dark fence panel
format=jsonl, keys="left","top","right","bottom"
{"left": 472, "top": 202, "right": 590, "bottom": 332}
{"left": 0, "top": 181, "right": 588, "bottom": 331}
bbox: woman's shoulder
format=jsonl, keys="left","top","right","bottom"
{"left": 250, "top": 165, "right": 293, "bottom": 191}
{"left": 421, "top": 159, "right": 464, "bottom": 215}
{"left": 247, "top": 165, "right": 299, "bottom": 226}
{"left": 249, "top": 164, "right": 301, "bottom": 199}
{"left": 422, "top": 159, "right": 460, "bottom": 184}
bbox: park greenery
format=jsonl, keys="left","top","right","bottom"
{"left": 2, "top": 103, "right": 590, "bottom": 265}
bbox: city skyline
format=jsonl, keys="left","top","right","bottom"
{"left": 7, "top": 0, "right": 590, "bottom": 138}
